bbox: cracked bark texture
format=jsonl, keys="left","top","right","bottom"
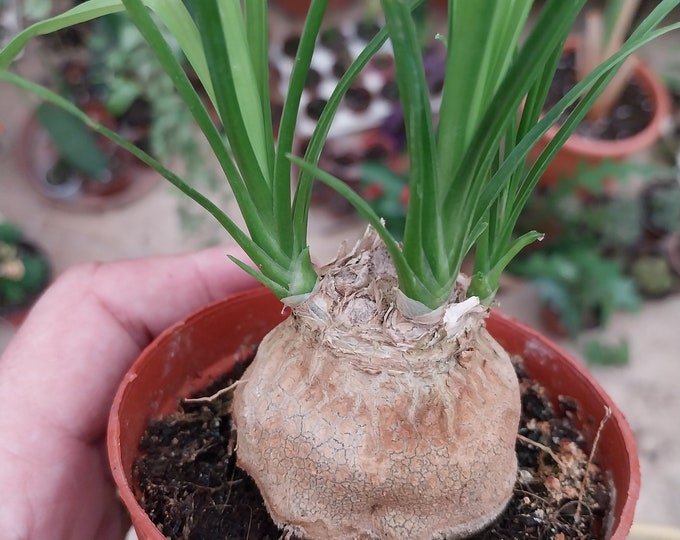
{"left": 232, "top": 230, "right": 520, "bottom": 539}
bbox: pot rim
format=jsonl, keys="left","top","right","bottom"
{"left": 542, "top": 38, "right": 672, "bottom": 158}
{"left": 107, "top": 287, "right": 640, "bottom": 539}
{"left": 487, "top": 309, "right": 641, "bottom": 539}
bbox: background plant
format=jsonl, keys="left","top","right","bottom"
{"left": 0, "top": 221, "right": 51, "bottom": 310}
{"left": 359, "top": 160, "right": 408, "bottom": 239}
{"left": 34, "top": 10, "right": 214, "bottom": 193}
{"left": 512, "top": 158, "right": 678, "bottom": 332}
{"left": 2, "top": 0, "right": 679, "bottom": 309}
{"left": 642, "top": 179, "right": 680, "bottom": 235}
{"left": 0, "top": 0, "right": 22, "bottom": 49}
{"left": 577, "top": 0, "right": 642, "bottom": 121}
{"left": 516, "top": 160, "right": 665, "bottom": 251}
{"left": 583, "top": 338, "right": 631, "bottom": 366}
{"left": 511, "top": 247, "right": 641, "bottom": 337}
{"left": 93, "top": 12, "right": 226, "bottom": 234}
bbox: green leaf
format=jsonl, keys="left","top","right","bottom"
{"left": 4, "top": 0, "right": 679, "bottom": 309}
{"left": 244, "top": 0, "right": 275, "bottom": 180}
{"left": 273, "top": 0, "right": 328, "bottom": 256}
{"left": 291, "top": 14, "right": 393, "bottom": 252}
{"left": 184, "top": 1, "right": 271, "bottom": 204}
{"left": 469, "top": 1, "right": 680, "bottom": 302}
{"left": 36, "top": 103, "right": 110, "bottom": 179}
{"left": 470, "top": 230, "right": 543, "bottom": 303}
{"left": 119, "top": 0, "right": 293, "bottom": 269}
{"left": 437, "top": 0, "right": 532, "bottom": 185}
{"left": 382, "top": 0, "right": 446, "bottom": 289}
{"left": 290, "top": 153, "right": 445, "bottom": 308}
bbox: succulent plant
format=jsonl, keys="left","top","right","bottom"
{"left": 630, "top": 254, "right": 676, "bottom": 297}
{"left": 2, "top": 1, "right": 678, "bottom": 537}
{"left": 642, "top": 179, "right": 680, "bottom": 236}
{"left": 0, "top": 222, "right": 51, "bottom": 311}
{"left": 512, "top": 248, "right": 641, "bottom": 337}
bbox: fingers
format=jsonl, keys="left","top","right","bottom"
{"left": 0, "top": 245, "right": 259, "bottom": 443}
{"left": 74, "top": 244, "right": 261, "bottom": 345}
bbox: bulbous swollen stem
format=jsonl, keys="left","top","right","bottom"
{"left": 232, "top": 228, "right": 521, "bottom": 539}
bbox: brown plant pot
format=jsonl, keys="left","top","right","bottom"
{"left": 107, "top": 287, "right": 640, "bottom": 540}
{"left": 530, "top": 39, "right": 672, "bottom": 188}
{"left": 18, "top": 109, "right": 159, "bottom": 213}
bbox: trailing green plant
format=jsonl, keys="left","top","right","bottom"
{"left": 94, "top": 13, "right": 211, "bottom": 182}
{"left": 93, "top": 12, "right": 222, "bottom": 229}
{"left": 25, "top": 9, "right": 213, "bottom": 193}
{"left": 511, "top": 247, "right": 641, "bottom": 337}
{"left": 518, "top": 159, "right": 677, "bottom": 252}
{"left": 2, "top": 0, "right": 679, "bottom": 537}
{"left": 583, "top": 338, "right": 631, "bottom": 366}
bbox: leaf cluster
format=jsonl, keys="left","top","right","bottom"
{"left": 311, "top": 0, "right": 680, "bottom": 308}
{"left": 1, "top": 0, "right": 679, "bottom": 310}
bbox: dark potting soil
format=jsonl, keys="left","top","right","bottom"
{"left": 135, "top": 353, "right": 611, "bottom": 540}
{"left": 545, "top": 51, "right": 654, "bottom": 140}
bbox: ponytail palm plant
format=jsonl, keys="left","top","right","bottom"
{"left": 2, "top": 0, "right": 678, "bottom": 538}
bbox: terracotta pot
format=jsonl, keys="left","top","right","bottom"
{"left": 487, "top": 310, "right": 640, "bottom": 540}
{"left": 108, "top": 287, "right": 640, "bottom": 540}
{"left": 18, "top": 108, "right": 159, "bottom": 213}
{"left": 531, "top": 39, "right": 671, "bottom": 188}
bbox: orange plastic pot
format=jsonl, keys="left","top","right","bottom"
{"left": 531, "top": 39, "right": 671, "bottom": 188}
{"left": 108, "top": 287, "right": 640, "bottom": 540}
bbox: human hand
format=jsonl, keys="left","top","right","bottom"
{"left": 0, "top": 246, "right": 258, "bottom": 540}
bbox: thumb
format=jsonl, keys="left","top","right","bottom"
{"left": 0, "top": 245, "right": 260, "bottom": 442}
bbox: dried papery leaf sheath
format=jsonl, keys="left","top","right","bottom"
{"left": 232, "top": 229, "right": 520, "bottom": 539}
